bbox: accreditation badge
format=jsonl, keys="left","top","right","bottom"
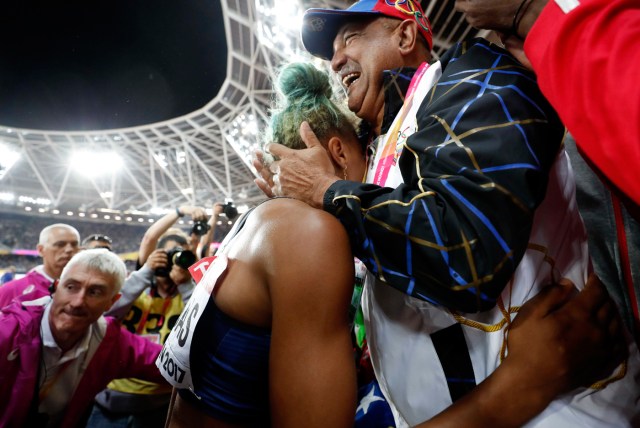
{"left": 156, "top": 254, "right": 228, "bottom": 390}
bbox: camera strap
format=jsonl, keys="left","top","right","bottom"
{"left": 136, "top": 288, "right": 173, "bottom": 335}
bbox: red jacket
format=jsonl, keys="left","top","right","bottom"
{"left": 525, "top": 0, "right": 640, "bottom": 212}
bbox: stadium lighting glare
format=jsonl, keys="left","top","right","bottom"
{"left": 25, "top": 206, "right": 32, "bottom": 211}
{"left": 153, "top": 153, "right": 168, "bottom": 168}
{"left": 18, "top": 195, "right": 51, "bottom": 206}
{"left": 255, "top": 0, "right": 303, "bottom": 56}
{"left": 126, "top": 217, "right": 132, "bottom": 221}
{"left": 150, "top": 207, "right": 170, "bottom": 216}
{"left": 0, "top": 192, "right": 15, "bottom": 202}
{"left": 0, "top": 143, "right": 20, "bottom": 180}
{"left": 79, "top": 212, "right": 86, "bottom": 217}
{"left": 67, "top": 211, "right": 73, "bottom": 216}
{"left": 52, "top": 209, "right": 60, "bottom": 214}
{"left": 70, "top": 150, "right": 123, "bottom": 177}
{"left": 176, "top": 150, "right": 186, "bottom": 164}
{"left": 226, "top": 113, "right": 263, "bottom": 167}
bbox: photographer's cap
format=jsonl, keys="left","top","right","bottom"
{"left": 301, "top": 0, "right": 433, "bottom": 61}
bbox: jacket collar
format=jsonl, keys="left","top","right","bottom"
{"left": 380, "top": 67, "right": 419, "bottom": 135}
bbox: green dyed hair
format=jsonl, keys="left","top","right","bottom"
{"left": 266, "top": 62, "right": 359, "bottom": 150}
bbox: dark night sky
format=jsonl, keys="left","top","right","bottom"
{"left": 0, "top": 0, "right": 227, "bottom": 131}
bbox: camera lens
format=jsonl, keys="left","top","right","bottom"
{"left": 223, "top": 202, "right": 238, "bottom": 220}
{"left": 172, "top": 249, "right": 196, "bottom": 269}
{"left": 191, "top": 220, "right": 210, "bottom": 236}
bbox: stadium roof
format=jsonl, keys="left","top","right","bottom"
{"left": 0, "top": 0, "right": 487, "bottom": 217}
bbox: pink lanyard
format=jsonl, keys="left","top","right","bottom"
{"left": 372, "top": 62, "right": 430, "bottom": 186}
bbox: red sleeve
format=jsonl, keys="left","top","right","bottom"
{"left": 525, "top": 0, "right": 640, "bottom": 206}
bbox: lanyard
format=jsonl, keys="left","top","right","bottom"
{"left": 136, "top": 292, "right": 173, "bottom": 335}
{"left": 38, "top": 358, "right": 74, "bottom": 403}
{"left": 371, "top": 62, "right": 430, "bottom": 186}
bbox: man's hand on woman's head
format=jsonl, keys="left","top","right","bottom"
{"left": 252, "top": 150, "right": 276, "bottom": 198}
{"left": 252, "top": 122, "right": 338, "bottom": 208}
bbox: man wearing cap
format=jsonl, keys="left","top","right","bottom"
{"left": 82, "top": 233, "right": 114, "bottom": 251}
{"left": 254, "top": 0, "right": 640, "bottom": 426}
{"left": 0, "top": 223, "right": 80, "bottom": 308}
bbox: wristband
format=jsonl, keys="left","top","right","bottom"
{"left": 176, "top": 207, "right": 184, "bottom": 218}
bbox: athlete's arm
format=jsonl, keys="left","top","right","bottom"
{"left": 266, "top": 202, "right": 357, "bottom": 427}
{"left": 416, "top": 275, "right": 627, "bottom": 428}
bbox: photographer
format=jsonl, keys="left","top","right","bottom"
{"left": 136, "top": 204, "right": 207, "bottom": 268}
{"left": 87, "top": 210, "right": 201, "bottom": 427}
{"left": 196, "top": 201, "right": 238, "bottom": 258}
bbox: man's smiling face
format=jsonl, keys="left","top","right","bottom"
{"left": 330, "top": 17, "right": 403, "bottom": 129}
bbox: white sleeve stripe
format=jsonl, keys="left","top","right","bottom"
{"left": 555, "top": 0, "right": 581, "bottom": 13}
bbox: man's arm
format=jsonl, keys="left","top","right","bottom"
{"left": 115, "top": 325, "right": 166, "bottom": 384}
{"left": 196, "top": 202, "right": 223, "bottom": 258}
{"left": 259, "top": 40, "right": 563, "bottom": 312}
{"left": 138, "top": 205, "right": 207, "bottom": 265}
{"left": 106, "top": 265, "right": 153, "bottom": 319}
{"left": 416, "top": 275, "right": 627, "bottom": 427}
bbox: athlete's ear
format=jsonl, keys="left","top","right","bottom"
{"left": 326, "top": 136, "right": 348, "bottom": 170}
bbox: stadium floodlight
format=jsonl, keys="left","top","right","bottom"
{"left": 255, "top": 0, "right": 303, "bottom": 58}
{"left": 0, "top": 143, "right": 20, "bottom": 180}
{"left": 150, "top": 207, "right": 170, "bottom": 216}
{"left": 176, "top": 150, "right": 186, "bottom": 164}
{"left": 18, "top": 195, "right": 51, "bottom": 206}
{"left": 70, "top": 150, "right": 123, "bottom": 177}
{"left": 0, "top": 192, "right": 15, "bottom": 202}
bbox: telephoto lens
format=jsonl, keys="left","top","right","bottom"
{"left": 191, "top": 220, "right": 211, "bottom": 236}
{"left": 223, "top": 202, "right": 238, "bottom": 220}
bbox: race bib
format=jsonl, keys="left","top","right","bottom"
{"left": 156, "top": 254, "right": 228, "bottom": 390}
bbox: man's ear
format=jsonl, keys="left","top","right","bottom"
{"left": 326, "top": 136, "right": 348, "bottom": 170}
{"left": 37, "top": 243, "right": 45, "bottom": 257}
{"left": 106, "top": 292, "right": 122, "bottom": 311}
{"left": 397, "top": 19, "right": 420, "bottom": 56}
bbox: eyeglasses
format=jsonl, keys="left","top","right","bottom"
{"left": 82, "top": 234, "right": 113, "bottom": 247}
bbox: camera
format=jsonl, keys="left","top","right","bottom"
{"left": 223, "top": 201, "right": 238, "bottom": 220}
{"left": 154, "top": 246, "right": 196, "bottom": 277}
{"left": 191, "top": 220, "right": 211, "bottom": 236}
